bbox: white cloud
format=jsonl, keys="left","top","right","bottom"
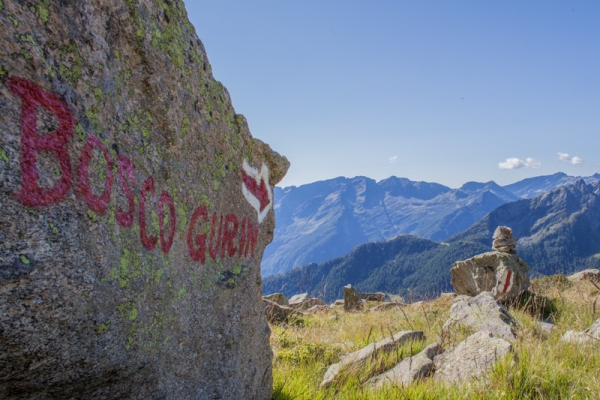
{"left": 389, "top": 155, "right": 398, "bottom": 164}
{"left": 498, "top": 157, "right": 541, "bottom": 170}
{"left": 558, "top": 152, "right": 584, "bottom": 165}
{"left": 571, "top": 156, "right": 584, "bottom": 165}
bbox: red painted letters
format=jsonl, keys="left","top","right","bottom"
{"left": 9, "top": 77, "right": 262, "bottom": 263}
{"left": 187, "top": 205, "right": 208, "bottom": 263}
{"left": 158, "top": 191, "right": 176, "bottom": 254}
{"left": 115, "top": 155, "right": 136, "bottom": 227}
{"left": 139, "top": 177, "right": 158, "bottom": 250}
{"left": 9, "top": 77, "right": 74, "bottom": 207}
{"left": 78, "top": 134, "right": 114, "bottom": 214}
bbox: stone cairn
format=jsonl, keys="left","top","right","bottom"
{"left": 492, "top": 226, "right": 518, "bottom": 254}
{"left": 450, "top": 226, "right": 530, "bottom": 301}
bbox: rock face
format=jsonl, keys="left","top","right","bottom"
{"left": 367, "top": 342, "right": 441, "bottom": 389}
{"left": 344, "top": 284, "right": 363, "bottom": 311}
{"left": 264, "top": 293, "right": 289, "bottom": 306}
{"left": 443, "top": 292, "right": 518, "bottom": 342}
{"left": 263, "top": 299, "right": 300, "bottom": 323}
{"left": 451, "top": 251, "right": 530, "bottom": 300}
{"left": 561, "top": 319, "right": 600, "bottom": 345}
{"left": 0, "top": 1, "right": 288, "bottom": 399}
{"left": 568, "top": 269, "right": 600, "bottom": 284}
{"left": 434, "top": 331, "right": 512, "bottom": 384}
{"left": 288, "top": 293, "right": 325, "bottom": 310}
{"left": 321, "top": 330, "right": 425, "bottom": 387}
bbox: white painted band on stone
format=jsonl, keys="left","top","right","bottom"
{"left": 242, "top": 159, "right": 273, "bottom": 224}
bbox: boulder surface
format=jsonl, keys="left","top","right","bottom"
{"left": 367, "top": 342, "right": 441, "bottom": 389}
{"left": 450, "top": 251, "right": 530, "bottom": 300}
{"left": 0, "top": 1, "right": 288, "bottom": 398}
{"left": 434, "top": 331, "right": 512, "bottom": 384}
{"left": 321, "top": 330, "right": 425, "bottom": 387}
{"left": 443, "top": 291, "right": 518, "bottom": 342}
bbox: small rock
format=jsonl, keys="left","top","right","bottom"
{"left": 305, "top": 304, "right": 332, "bottom": 314}
{"left": 434, "top": 331, "right": 512, "bottom": 384}
{"left": 443, "top": 292, "right": 517, "bottom": 342}
{"left": 367, "top": 342, "right": 442, "bottom": 388}
{"left": 263, "top": 299, "right": 302, "bottom": 323}
{"left": 344, "top": 284, "right": 363, "bottom": 311}
{"left": 561, "top": 318, "right": 600, "bottom": 345}
{"left": 288, "top": 293, "right": 325, "bottom": 310}
{"left": 538, "top": 320, "right": 555, "bottom": 335}
{"left": 320, "top": 330, "right": 425, "bottom": 387}
{"left": 288, "top": 293, "right": 310, "bottom": 306}
{"left": 361, "top": 292, "right": 386, "bottom": 302}
{"left": 263, "top": 293, "right": 289, "bottom": 306}
{"left": 334, "top": 299, "right": 345, "bottom": 306}
{"left": 367, "top": 302, "right": 404, "bottom": 313}
{"left": 568, "top": 269, "right": 600, "bottom": 284}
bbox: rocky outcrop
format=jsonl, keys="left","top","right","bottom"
{"left": 443, "top": 292, "right": 517, "bottom": 342}
{"left": 434, "top": 331, "right": 512, "bottom": 384}
{"left": 568, "top": 269, "right": 600, "bottom": 284}
{"left": 263, "top": 299, "right": 302, "bottom": 323}
{"left": 264, "top": 293, "right": 289, "bottom": 306}
{"left": 561, "top": 318, "right": 600, "bottom": 345}
{"left": 0, "top": 1, "right": 288, "bottom": 398}
{"left": 320, "top": 330, "right": 425, "bottom": 387}
{"left": 367, "top": 342, "right": 441, "bottom": 389}
{"left": 288, "top": 293, "right": 325, "bottom": 310}
{"left": 343, "top": 284, "right": 363, "bottom": 311}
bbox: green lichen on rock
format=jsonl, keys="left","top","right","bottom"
{"left": 92, "top": 87, "right": 104, "bottom": 102}
{"left": 58, "top": 41, "right": 83, "bottom": 86}
{"left": 0, "top": 147, "right": 8, "bottom": 163}
{"left": 37, "top": 0, "right": 50, "bottom": 23}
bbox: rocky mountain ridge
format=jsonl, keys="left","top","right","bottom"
{"left": 262, "top": 172, "right": 599, "bottom": 277}
{"left": 263, "top": 180, "right": 600, "bottom": 302}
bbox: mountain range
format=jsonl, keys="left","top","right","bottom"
{"left": 263, "top": 179, "right": 600, "bottom": 302}
{"left": 262, "top": 172, "right": 599, "bottom": 277}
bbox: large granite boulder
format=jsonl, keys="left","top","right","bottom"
{"left": 451, "top": 251, "right": 530, "bottom": 301}
{"left": 443, "top": 292, "right": 518, "bottom": 342}
{"left": 434, "top": 331, "right": 512, "bottom": 384}
{"left": 321, "top": 330, "right": 425, "bottom": 387}
{"left": 367, "top": 342, "right": 441, "bottom": 389}
{"left": 0, "top": 1, "right": 288, "bottom": 398}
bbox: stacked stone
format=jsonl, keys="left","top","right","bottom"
{"left": 492, "top": 226, "right": 518, "bottom": 254}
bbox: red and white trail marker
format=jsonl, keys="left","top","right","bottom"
{"left": 241, "top": 159, "right": 272, "bottom": 224}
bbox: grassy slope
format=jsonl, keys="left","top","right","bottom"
{"left": 270, "top": 276, "right": 600, "bottom": 399}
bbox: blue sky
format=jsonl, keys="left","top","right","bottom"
{"left": 183, "top": 1, "right": 600, "bottom": 189}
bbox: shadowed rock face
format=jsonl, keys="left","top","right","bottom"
{"left": 0, "top": 1, "right": 288, "bottom": 398}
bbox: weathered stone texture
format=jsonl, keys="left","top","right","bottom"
{"left": 367, "top": 342, "right": 441, "bottom": 389}
{"left": 434, "top": 331, "right": 512, "bottom": 384}
{"left": 321, "top": 330, "right": 425, "bottom": 387}
{"left": 450, "top": 251, "right": 530, "bottom": 301}
{"left": 0, "top": 1, "right": 288, "bottom": 398}
{"left": 443, "top": 291, "right": 518, "bottom": 342}
{"left": 561, "top": 318, "right": 600, "bottom": 345}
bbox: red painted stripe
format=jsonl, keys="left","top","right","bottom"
{"left": 502, "top": 271, "right": 513, "bottom": 292}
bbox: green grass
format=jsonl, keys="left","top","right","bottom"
{"left": 270, "top": 277, "right": 600, "bottom": 399}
